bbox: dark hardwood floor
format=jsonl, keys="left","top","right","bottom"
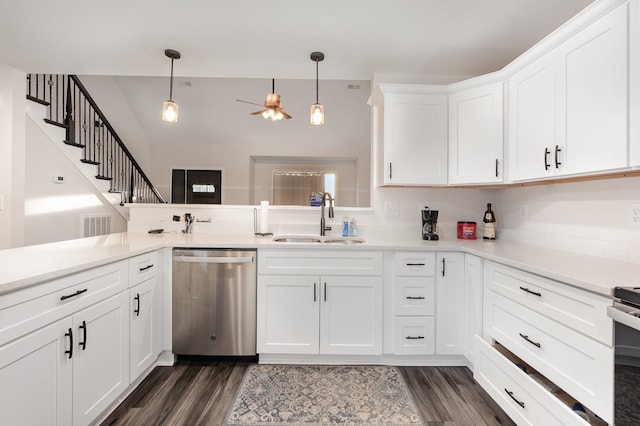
{"left": 101, "top": 360, "right": 514, "bottom": 426}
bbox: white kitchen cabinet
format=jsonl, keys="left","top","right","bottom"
{"left": 257, "top": 250, "right": 383, "bottom": 356}
{"left": 375, "top": 84, "right": 448, "bottom": 186}
{"left": 0, "top": 318, "right": 73, "bottom": 426}
{"left": 435, "top": 252, "right": 465, "bottom": 355}
{"left": 73, "top": 291, "right": 130, "bottom": 425}
{"left": 463, "top": 254, "right": 483, "bottom": 367}
{"left": 129, "top": 276, "right": 159, "bottom": 380}
{"left": 449, "top": 83, "right": 504, "bottom": 184}
{"left": 508, "top": 2, "right": 629, "bottom": 182}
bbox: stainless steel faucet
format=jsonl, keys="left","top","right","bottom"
{"left": 184, "top": 213, "right": 195, "bottom": 233}
{"left": 320, "top": 192, "right": 334, "bottom": 236}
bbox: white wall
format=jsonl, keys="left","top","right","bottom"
{"left": 23, "top": 115, "right": 127, "bottom": 246}
{"left": 0, "top": 65, "right": 26, "bottom": 249}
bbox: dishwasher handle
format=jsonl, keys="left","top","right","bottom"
{"left": 174, "top": 256, "right": 254, "bottom": 264}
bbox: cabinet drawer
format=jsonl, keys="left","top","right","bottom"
{"left": 485, "top": 292, "right": 613, "bottom": 422}
{"left": 0, "top": 261, "right": 128, "bottom": 346}
{"left": 484, "top": 261, "right": 611, "bottom": 345}
{"left": 129, "top": 251, "right": 159, "bottom": 286}
{"left": 474, "top": 336, "right": 592, "bottom": 426}
{"left": 394, "top": 277, "right": 435, "bottom": 316}
{"left": 394, "top": 252, "right": 435, "bottom": 276}
{"left": 394, "top": 317, "right": 435, "bottom": 355}
{"left": 258, "top": 250, "right": 382, "bottom": 276}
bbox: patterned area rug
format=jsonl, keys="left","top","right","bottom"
{"left": 224, "top": 364, "right": 424, "bottom": 425}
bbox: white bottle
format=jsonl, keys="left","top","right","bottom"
{"left": 349, "top": 217, "right": 357, "bottom": 237}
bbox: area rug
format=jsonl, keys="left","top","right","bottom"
{"left": 223, "top": 364, "right": 424, "bottom": 425}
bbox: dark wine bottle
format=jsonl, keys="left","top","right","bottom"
{"left": 483, "top": 203, "right": 496, "bottom": 240}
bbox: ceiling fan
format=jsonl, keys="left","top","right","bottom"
{"left": 236, "top": 78, "right": 292, "bottom": 121}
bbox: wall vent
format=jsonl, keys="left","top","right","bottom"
{"left": 81, "top": 214, "right": 112, "bottom": 238}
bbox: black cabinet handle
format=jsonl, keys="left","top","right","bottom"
{"left": 406, "top": 263, "right": 425, "bottom": 267}
{"left": 519, "top": 333, "right": 541, "bottom": 348}
{"left": 544, "top": 147, "right": 550, "bottom": 170}
{"left": 60, "top": 288, "right": 87, "bottom": 301}
{"left": 313, "top": 283, "right": 317, "bottom": 302}
{"left": 134, "top": 293, "right": 141, "bottom": 316}
{"left": 441, "top": 258, "right": 446, "bottom": 277}
{"left": 139, "top": 264, "right": 154, "bottom": 272}
{"left": 65, "top": 328, "right": 73, "bottom": 359}
{"left": 504, "top": 388, "right": 525, "bottom": 408}
{"left": 79, "top": 320, "right": 87, "bottom": 350}
{"left": 389, "top": 162, "right": 393, "bottom": 180}
{"left": 554, "top": 145, "right": 562, "bottom": 168}
{"left": 519, "top": 286, "right": 541, "bottom": 297}
{"left": 324, "top": 282, "right": 327, "bottom": 302}
{"left": 495, "top": 158, "right": 499, "bottom": 177}
{"left": 406, "top": 296, "right": 426, "bottom": 300}
{"left": 406, "top": 336, "right": 425, "bottom": 340}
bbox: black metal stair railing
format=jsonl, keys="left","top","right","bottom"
{"left": 26, "top": 74, "right": 165, "bottom": 204}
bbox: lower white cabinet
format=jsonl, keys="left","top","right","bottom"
{"left": 129, "top": 276, "right": 160, "bottom": 381}
{"left": 463, "top": 254, "right": 483, "bottom": 367}
{"left": 257, "top": 250, "right": 383, "bottom": 356}
{"left": 0, "top": 318, "right": 73, "bottom": 426}
{"left": 257, "top": 274, "right": 382, "bottom": 355}
{"left": 73, "top": 292, "right": 130, "bottom": 425}
{"left": 435, "top": 252, "right": 465, "bottom": 355}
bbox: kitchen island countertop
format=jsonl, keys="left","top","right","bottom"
{"left": 1, "top": 231, "right": 639, "bottom": 297}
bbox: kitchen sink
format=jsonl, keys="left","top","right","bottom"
{"left": 272, "top": 235, "right": 365, "bottom": 244}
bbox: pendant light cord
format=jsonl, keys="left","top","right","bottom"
{"left": 315, "top": 60, "right": 319, "bottom": 103}
{"left": 169, "top": 58, "right": 174, "bottom": 101}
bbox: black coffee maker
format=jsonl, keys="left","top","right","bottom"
{"left": 421, "top": 207, "right": 439, "bottom": 240}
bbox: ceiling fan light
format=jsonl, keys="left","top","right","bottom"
{"left": 273, "top": 110, "right": 284, "bottom": 121}
{"left": 310, "top": 103, "right": 324, "bottom": 126}
{"left": 162, "top": 100, "right": 179, "bottom": 123}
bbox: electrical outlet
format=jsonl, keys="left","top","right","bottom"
{"left": 628, "top": 204, "right": 640, "bottom": 227}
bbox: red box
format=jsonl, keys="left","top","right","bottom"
{"left": 457, "top": 221, "right": 477, "bottom": 239}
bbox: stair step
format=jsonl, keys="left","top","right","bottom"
{"left": 43, "top": 118, "right": 67, "bottom": 128}
{"left": 80, "top": 159, "right": 100, "bottom": 165}
{"left": 95, "top": 175, "right": 113, "bottom": 181}
{"left": 26, "top": 95, "right": 50, "bottom": 106}
{"left": 63, "top": 140, "right": 85, "bottom": 148}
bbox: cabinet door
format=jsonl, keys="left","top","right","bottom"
{"left": 320, "top": 276, "right": 382, "bottom": 355}
{"left": 257, "top": 275, "right": 319, "bottom": 354}
{"left": 449, "top": 83, "right": 504, "bottom": 184}
{"left": 130, "top": 277, "right": 158, "bottom": 381}
{"left": 383, "top": 92, "right": 448, "bottom": 185}
{"left": 463, "top": 254, "right": 483, "bottom": 367}
{"left": 507, "top": 54, "right": 557, "bottom": 181}
{"left": 0, "top": 318, "right": 73, "bottom": 426}
{"left": 436, "top": 252, "right": 465, "bottom": 355}
{"left": 557, "top": 3, "right": 629, "bottom": 176}
{"left": 73, "top": 292, "right": 129, "bottom": 425}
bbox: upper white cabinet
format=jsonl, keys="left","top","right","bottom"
{"left": 374, "top": 84, "right": 448, "bottom": 186}
{"left": 449, "top": 83, "right": 504, "bottom": 184}
{"left": 508, "top": 2, "right": 630, "bottom": 181}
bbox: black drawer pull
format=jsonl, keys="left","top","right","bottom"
{"left": 313, "top": 283, "right": 317, "bottom": 302}
{"left": 441, "top": 258, "right": 446, "bottom": 276}
{"left": 406, "top": 296, "right": 426, "bottom": 300}
{"left": 406, "top": 263, "right": 425, "bottom": 266}
{"left": 324, "top": 282, "right": 327, "bottom": 302}
{"left": 406, "top": 336, "right": 425, "bottom": 340}
{"left": 544, "top": 147, "right": 550, "bottom": 170}
{"left": 139, "top": 264, "right": 154, "bottom": 272}
{"left": 79, "top": 320, "right": 87, "bottom": 350}
{"left": 65, "top": 328, "right": 73, "bottom": 359}
{"left": 134, "top": 293, "right": 141, "bottom": 316}
{"left": 519, "top": 333, "right": 541, "bottom": 348}
{"left": 505, "top": 388, "right": 525, "bottom": 408}
{"left": 495, "top": 158, "right": 499, "bottom": 177}
{"left": 554, "top": 145, "right": 562, "bottom": 168}
{"left": 519, "top": 286, "right": 541, "bottom": 297}
{"left": 60, "top": 288, "right": 87, "bottom": 301}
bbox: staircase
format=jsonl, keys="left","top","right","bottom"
{"left": 25, "top": 74, "right": 165, "bottom": 208}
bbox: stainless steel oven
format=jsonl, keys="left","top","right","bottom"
{"left": 607, "top": 287, "right": 640, "bottom": 425}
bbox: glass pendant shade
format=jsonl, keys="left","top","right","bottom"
{"left": 162, "top": 100, "right": 179, "bottom": 123}
{"left": 310, "top": 103, "right": 325, "bottom": 125}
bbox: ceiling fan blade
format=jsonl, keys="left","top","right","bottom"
{"left": 250, "top": 109, "right": 267, "bottom": 115}
{"left": 282, "top": 111, "right": 292, "bottom": 119}
{"left": 236, "top": 99, "right": 264, "bottom": 107}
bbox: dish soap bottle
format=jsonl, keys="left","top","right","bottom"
{"left": 482, "top": 203, "right": 496, "bottom": 240}
{"left": 342, "top": 216, "right": 349, "bottom": 237}
{"left": 349, "top": 217, "right": 357, "bottom": 237}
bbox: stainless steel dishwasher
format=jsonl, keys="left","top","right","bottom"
{"left": 172, "top": 248, "right": 256, "bottom": 356}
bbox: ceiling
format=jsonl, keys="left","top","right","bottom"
{"left": 1, "top": 0, "right": 593, "bottom": 80}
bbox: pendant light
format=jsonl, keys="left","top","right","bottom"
{"left": 162, "top": 49, "right": 181, "bottom": 123}
{"left": 310, "top": 51, "right": 325, "bottom": 126}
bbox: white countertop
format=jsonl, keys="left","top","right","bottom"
{"left": 1, "top": 231, "right": 639, "bottom": 297}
